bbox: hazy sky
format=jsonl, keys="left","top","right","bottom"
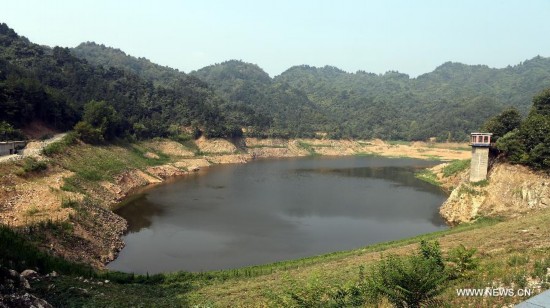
{"left": 1, "top": 0, "right": 549, "bottom": 77}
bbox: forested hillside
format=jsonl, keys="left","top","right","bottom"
{"left": 191, "top": 60, "right": 330, "bottom": 137}
{"left": 3, "top": 22, "right": 550, "bottom": 142}
{"left": 72, "top": 39, "right": 550, "bottom": 141}
{"left": 276, "top": 58, "right": 550, "bottom": 140}
{"left": 72, "top": 42, "right": 185, "bottom": 88}
{"left": 195, "top": 58, "right": 550, "bottom": 141}
{"left": 0, "top": 23, "right": 239, "bottom": 141}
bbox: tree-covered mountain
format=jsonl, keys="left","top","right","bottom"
{"left": 190, "top": 60, "right": 329, "bottom": 137}
{"left": 275, "top": 58, "right": 550, "bottom": 140}
{"left": 0, "top": 23, "right": 238, "bottom": 140}
{"left": 71, "top": 46, "right": 278, "bottom": 137}
{"left": 72, "top": 42, "right": 185, "bottom": 88}
{"left": 3, "top": 22, "right": 550, "bottom": 142}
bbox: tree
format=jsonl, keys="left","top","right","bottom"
{"left": 366, "top": 241, "right": 447, "bottom": 307}
{"left": 531, "top": 88, "right": 550, "bottom": 116}
{"left": 481, "top": 107, "right": 522, "bottom": 142}
{"left": 0, "top": 121, "right": 24, "bottom": 141}
{"left": 495, "top": 129, "right": 527, "bottom": 163}
{"left": 494, "top": 88, "right": 550, "bottom": 169}
{"left": 74, "top": 121, "right": 104, "bottom": 144}
{"left": 74, "top": 100, "right": 121, "bottom": 143}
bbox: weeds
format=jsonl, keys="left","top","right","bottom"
{"left": 458, "top": 184, "right": 484, "bottom": 196}
{"left": 21, "top": 157, "right": 48, "bottom": 173}
{"left": 508, "top": 255, "right": 530, "bottom": 267}
{"left": 532, "top": 258, "right": 550, "bottom": 281}
{"left": 60, "top": 176, "right": 83, "bottom": 193}
{"left": 42, "top": 132, "right": 78, "bottom": 156}
{"left": 447, "top": 244, "right": 479, "bottom": 279}
{"left": 25, "top": 205, "right": 40, "bottom": 216}
{"left": 442, "top": 159, "right": 470, "bottom": 177}
{"left": 415, "top": 169, "right": 441, "bottom": 186}
{"left": 471, "top": 179, "right": 489, "bottom": 187}
{"left": 366, "top": 241, "right": 448, "bottom": 307}
{"left": 61, "top": 198, "right": 79, "bottom": 209}
{"left": 297, "top": 141, "right": 318, "bottom": 156}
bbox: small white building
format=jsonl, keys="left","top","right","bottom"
{"left": 0, "top": 141, "right": 27, "bottom": 156}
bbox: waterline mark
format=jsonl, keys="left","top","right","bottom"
{"left": 456, "top": 287, "right": 533, "bottom": 297}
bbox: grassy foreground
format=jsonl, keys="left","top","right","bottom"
{"left": 3, "top": 207, "right": 549, "bottom": 307}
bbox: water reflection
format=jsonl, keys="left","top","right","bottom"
{"left": 109, "top": 156, "right": 448, "bottom": 273}
{"left": 116, "top": 194, "right": 165, "bottom": 233}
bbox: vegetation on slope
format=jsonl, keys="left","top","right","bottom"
{"left": 276, "top": 59, "right": 550, "bottom": 141}
{"left": 71, "top": 41, "right": 550, "bottom": 141}
{"left": 0, "top": 23, "right": 239, "bottom": 141}
{"left": 72, "top": 42, "right": 186, "bottom": 88}
{"left": 3, "top": 210, "right": 548, "bottom": 307}
{"left": 485, "top": 88, "right": 550, "bottom": 170}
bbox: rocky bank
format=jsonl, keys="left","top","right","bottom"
{"left": 440, "top": 162, "right": 550, "bottom": 224}
{"left": 1, "top": 137, "right": 472, "bottom": 269}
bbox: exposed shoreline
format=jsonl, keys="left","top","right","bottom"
{"left": 0, "top": 137, "right": 471, "bottom": 269}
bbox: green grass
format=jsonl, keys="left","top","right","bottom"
{"left": 0, "top": 224, "right": 93, "bottom": 275}
{"left": 56, "top": 142, "right": 170, "bottom": 183}
{"left": 421, "top": 154, "right": 443, "bottom": 161}
{"left": 297, "top": 141, "right": 318, "bottom": 156}
{"left": 508, "top": 254, "right": 530, "bottom": 267}
{"left": 471, "top": 179, "right": 489, "bottom": 187}
{"left": 458, "top": 184, "right": 485, "bottom": 197}
{"left": 415, "top": 169, "right": 441, "bottom": 186}
{"left": 61, "top": 198, "right": 79, "bottom": 209}
{"left": 3, "top": 213, "right": 534, "bottom": 307}
{"left": 42, "top": 132, "right": 78, "bottom": 156}
{"left": 387, "top": 140, "right": 411, "bottom": 146}
{"left": 247, "top": 144, "right": 287, "bottom": 149}
{"left": 21, "top": 157, "right": 48, "bottom": 174}
{"left": 354, "top": 152, "right": 381, "bottom": 157}
{"left": 442, "top": 159, "right": 470, "bottom": 177}
{"left": 24, "top": 205, "right": 40, "bottom": 216}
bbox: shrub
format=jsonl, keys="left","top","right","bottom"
{"left": 446, "top": 244, "right": 479, "bottom": 279}
{"left": 532, "top": 258, "right": 550, "bottom": 281}
{"left": 366, "top": 241, "right": 448, "bottom": 308}
{"left": 74, "top": 121, "right": 104, "bottom": 144}
{"left": 22, "top": 157, "right": 47, "bottom": 173}
{"left": 420, "top": 240, "right": 445, "bottom": 269}
{"left": 61, "top": 198, "right": 79, "bottom": 209}
{"left": 272, "top": 273, "right": 367, "bottom": 307}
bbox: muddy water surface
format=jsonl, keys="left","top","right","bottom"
{"left": 108, "top": 156, "right": 447, "bottom": 273}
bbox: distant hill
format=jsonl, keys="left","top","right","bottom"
{"left": 191, "top": 60, "right": 329, "bottom": 137}
{"left": 275, "top": 58, "right": 550, "bottom": 140}
{"left": 0, "top": 23, "right": 236, "bottom": 139}
{"left": 72, "top": 42, "right": 186, "bottom": 88}
{"left": 4, "top": 22, "right": 550, "bottom": 141}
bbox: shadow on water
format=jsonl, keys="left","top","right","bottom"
{"left": 115, "top": 194, "right": 165, "bottom": 233}
{"left": 295, "top": 165, "right": 443, "bottom": 194}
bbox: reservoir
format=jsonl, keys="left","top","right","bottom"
{"left": 108, "top": 156, "right": 447, "bottom": 273}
